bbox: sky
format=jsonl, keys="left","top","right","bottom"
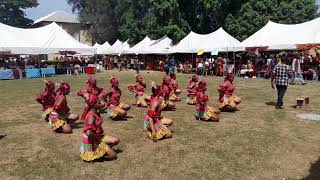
{"left": 25, "top": 0, "right": 75, "bottom": 20}
{"left": 25, "top": 0, "right": 320, "bottom": 21}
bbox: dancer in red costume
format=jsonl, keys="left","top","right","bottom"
{"left": 218, "top": 73, "right": 241, "bottom": 112}
{"left": 77, "top": 77, "right": 104, "bottom": 121}
{"left": 143, "top": 84, "right": 173, "bottom": 141}
{"left": 186, "top": 75, "right": 198, "bottom": 105}
{"left": 49, "top": 82, "right": 79, "bottom": 133}
{"left": 160, "top": 76, "right": 176, "bottom": 111}
{"left": 195, "top": 79, "right": 220, "bottom": 121}
{"left": 128, "top": 74, "right": 151, "bottom": 107}
{"left": 101, "top": 77, "right": 131, "bottom": 119}
{"left": 80, "top": 94, "right": 120, "bottom": 161}
{"left": 169, "top": 73, "right": 181, "bottom": 102}
{"left": 35, "top": 81, "right": 56, "bottom": 121}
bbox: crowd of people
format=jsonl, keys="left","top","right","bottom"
{"left": 35, "top": 69, "right": 241, "bottom": 162}
{"left": 1, "top": 51, "right": 320, "bottom": 82}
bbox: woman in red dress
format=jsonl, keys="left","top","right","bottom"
{"left": 80, "top": 94, "right": 120, "bottom": 161}
{"left": 77, "top": 77, "right": 104, "bottom": 120}
{"left": 143, "top": 84, "right": 173, "bottom": 141}
{"left": 218, "top": 73, "right": 241, "bottom": 112}
{"left": 35, "top": 81, "right": 56, "bottom": 121}
{"left": 195, "top": 79, "right": 220, "bottom": 121}
{"left": 128, "top": 74, "right": 150, "bottom": 107}
{"left": 101, "top": 77, "right": 131, "bottom": 119}
{"left": 160, "top": 76, "right": 176, "bottom": 111}
{"left": 49, "top": 82, "right": 79, "bottom": 133}
{"left": 186, "top": 75, "right": 198, "bottom": 105}
{"left": 169, "top": 73, "right": 181, "bottom": 102}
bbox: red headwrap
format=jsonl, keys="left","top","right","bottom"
{"left": 170, "top": 73, "right": 176, "bottom": 80}
{"left": 46, "top": 81, "right": 55, "bottom": 91}
{"left": 81, "top": 94, "right": 104, "bottom": 120}
{"left": 110, "top": 77, "right": 119, "bottom": 85}
{"left": 87, "top": 77, "right": 96, "bottom": 86}
{"left": 136, "top": 74, "right": 142, "bottom": 82}
{"left": 162, "top": 76, "right": 170, "bottom": 85}
{"left": 225, "top": 72, "right": 235, "bottom": 82}
{"left": 197, "top": 79, "right": 207, "bottom": 92}
{"left": 191, "top": 75, "right": 198, "bottom": 82}
{"left": 56, "top": 82, "right": 70, "bottom": 94}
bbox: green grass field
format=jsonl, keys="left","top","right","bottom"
{"left": 0, "top": 70, "right": 320, "bottom": 180}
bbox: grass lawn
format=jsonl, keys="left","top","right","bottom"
{"left": 0, "top": 70, "right": 320, "bottom": 180}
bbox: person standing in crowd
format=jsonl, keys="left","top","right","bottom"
{"left": 134, "top": 56, "right": 140, "bottom": 73}
{"left": 204, "top": 58, "right": 209, "bottom": 76}
{"left": 197, "top": 60, "right": 204, "bottom": 75}
{"left": 290, "top": 54, "right": 306, "bottom": 85}
{"left": 169, "top": 56, "right": 177, "bottom": 74}
{"left": 208, "top": 57, "right": 214, "bottom": 76}
{"left": 271, "top": 57, "right": 293, "bottom": 109}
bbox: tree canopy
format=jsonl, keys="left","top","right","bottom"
{"left": 68, "top": 0, "right": 318, "bottom": 45}
{"left": 0, "top": 0, "right": 38, "bottom": 27}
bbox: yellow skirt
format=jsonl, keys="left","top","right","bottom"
{"left": 80, "top": 143, "right": 109, "bottom": 162}
{"left": 186, "top": 96, "right": 196, "bottom": 105}
{"left": 42, "top": 108, "right": 53, "bottom": 119}
{"left": 219, "top": 95, "right": 241, "bottom": 109}
{"left": 146, "top": 126, "right": 168, "bottom": 140}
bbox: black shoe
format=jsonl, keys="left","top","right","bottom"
{"left": 302, "top": 83, "right": 307, "bottom": 85}
{"left": 275, "top": 106, "right": 284, "bottom": 109}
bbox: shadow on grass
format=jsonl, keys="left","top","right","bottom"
{"left": 303, "top": 157, "right": 320, "bottom": 180}
{"left": 265, "top": 102, "right": 276, "bottom": 106}
{"left": 0, "top": 134, "right": 7, "bottom": 140}
{"left": 71, "top": 121, "right": 83, "bottom": 129}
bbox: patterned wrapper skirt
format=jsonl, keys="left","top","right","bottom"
{"left": 80, "top": 135, "right": 110, "bottom": 162}
{"left": 186, "top": 96, "right": 196, "bottom": 105}
{"left": 48, "top": 112, "right": 66, "bottom": 131}
{"left": 105, "top": 104, "right": 126, "bottom": 118}
{"left": 219, "top": 95, "right": 241, "bottom": 109}
{"left": 136, "top": 92, "right": 147, "bottom": 104}
{"left": 143, "top": 115, "right": 168, "bottom": 140}
{"left": 42, "top": 108, "right": 53, "bottom": 119}
{"left": 196, "top": 106, "right": 218, "bottom": 121}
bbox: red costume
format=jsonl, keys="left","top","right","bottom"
{"left": 218, "top": 79, "right": 235, "bottom": 103}
{"left": 53, "top": 82, "right": 71, "bottom": 118}
{"left": 218, "top": 73, "right": 241, "bottom": 111}
{"left": 78, "top": 77, "right": 104, "bottom": 120}
{"left": 48, "top": 82, "right": 71, "bottom": 131}
{"left": 80, "top": 94, "right": 110, "bottom": 162}
{"left": 36, "top": 81, "right": 56, "bottom": 111}
{"left": 195, "top": 80, "right": 220, "bottom": 121}
{"left": 186, "top": 75, "right": 198, "bottom": 105}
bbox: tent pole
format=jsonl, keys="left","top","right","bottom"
{"left": 233, "top": 50, "right": 236, "bottom": 75}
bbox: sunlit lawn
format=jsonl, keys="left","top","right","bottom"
{"left": 0, "top": 70, "right": 320, "bottom": 180}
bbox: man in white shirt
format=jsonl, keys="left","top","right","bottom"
{"left": 290, "top": 55, "right": 306, "bottom": 85}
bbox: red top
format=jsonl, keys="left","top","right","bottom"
{"left": 53, "top": 92, "right": 70, "bottom": 117}
{"left": 169, "top": 78, "right": 179, "bottom": 92}
{"left": 196, "top": 91, "right": 209, "bottom": 112}
{"left": 218, "top": 80, "right": 235, "bottom": 103}
{"left": 36, "top": 88, "right": 56, "bottom": 111}
{"left": 160, "top": 83, "right": 170, "bottom": 99}
{"left": 101, "top": 87, "right": 121, "bottom": 106}
{"left": 147, "top": 98, "right": 162, "bottom": 119}
{"left": 187, "top": 81, "right": 197, "bottom": 97}
{"left": 83, "top": 111, "right": 103, "bottom": 135}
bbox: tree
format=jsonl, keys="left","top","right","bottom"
{"left": 0, "top": 0, "right": 38, "bottom": 27}
{"left": 225, "top": 0, "right": 318, "bottom": 41}
{"left": 68, "top": 0, "right": 119, "bottom": 44}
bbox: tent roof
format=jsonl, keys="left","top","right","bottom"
{"left": 140, "top": 35, "right": 173, "bottom": 54}
{"left": 34, "top": 10, "right": 80, "bottom": 24}
{"left": 240, "top": 17, "right": 320, "bottom": 50}
{"left": 173, "top": 28, "right": 241, "bottom": 53}
{"left": 125, "top": 36, "right": 155, "bottom": 54}
{"left": 0, "top": 22, "right": 95, "bottom": 54}
{"left": 100, "top": 40, "right": 131, "bottom": 55}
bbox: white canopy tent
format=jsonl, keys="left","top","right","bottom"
{"left": 96, "top": 41, "right": 111, "bottom": 54}
{"left": 139, "top": 35, "right": 174, "bottom": 54}
{"left": 173, "top": 28, "right": 242, "bottom": 53}
{"left": 0, "top": 22, "right": 96, "bottom": 54}
{"left": 240, "top": 17, "right": 320, "bottom": 50}
{"left": 124, "top": 36, "right": 155, "bottom": 54}
{"left": 101, "top": 40, "right": 131, "bottom": 55}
